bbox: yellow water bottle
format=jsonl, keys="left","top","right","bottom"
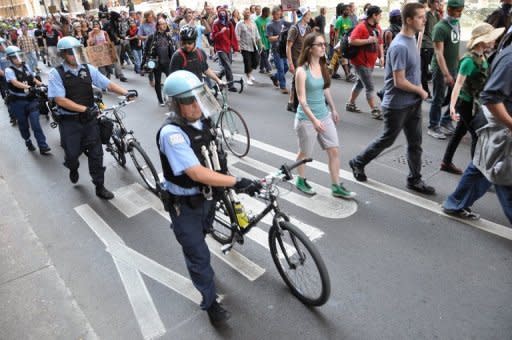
{"left": 233, "top": 200, "right": 250, "bottom": 228}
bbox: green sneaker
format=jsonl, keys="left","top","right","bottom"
{"left": 296, "top": 177, "right": 316, "bottom": 195}
{"left": 332, "top": 183, "right": 356, "bottom": 199}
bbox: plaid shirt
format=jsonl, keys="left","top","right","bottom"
{"left": 17, "top": 35, "right": 38, "bottom": 53}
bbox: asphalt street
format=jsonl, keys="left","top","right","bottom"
{"left": 0, "top": 56, "right": 511, "bottom": 340}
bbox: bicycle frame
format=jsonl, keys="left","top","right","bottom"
{"left": 103, "top": 102, "right": 136, "bottom": 149}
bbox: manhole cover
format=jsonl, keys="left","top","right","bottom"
{"left": 375, "top": 146, "right": 438, "bottom": 176}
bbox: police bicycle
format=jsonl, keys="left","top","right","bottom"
{"left": 211, "top": 158, "right": 331, "bottom": 306}
{"left": 211, "top": 79, "right": 250, "bottom": 158}
{"left": 98, "top": 95, "right": 161, "bottom": 194}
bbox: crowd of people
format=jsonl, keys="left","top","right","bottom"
{"left": 0, "top": 0, "right": 511, "bottom": 326}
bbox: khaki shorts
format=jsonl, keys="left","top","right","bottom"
{"left": 294, "top": 114, "right": 339, "bottom": 157}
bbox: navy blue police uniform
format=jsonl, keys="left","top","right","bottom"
{"left": 5, "top": 63, "right": 49, "bottom": 151}
{"left": 157, "top": 114, "right": 227, "bottom": 311}
{"left": 48, "top": 63, "right": 111, "bottom": 187}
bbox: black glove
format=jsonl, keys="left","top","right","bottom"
{"left": 233, "top": 177, "right": 262, "bottom": 196}
{"left": 126, "top": 89, "right": 138, "bottom": 100}
{"left": 83, "top": 106, "right": 100, "bottom": 121}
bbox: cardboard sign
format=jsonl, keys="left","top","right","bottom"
{"left": 281, "top": 0, "right": 300, "bottom": 11}
{"left": 85, "top": 43, "right": 118, "bottom": 67}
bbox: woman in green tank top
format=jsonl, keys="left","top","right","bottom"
{"left": 440, "top": 23, "right": 505, "bottom": 175}
{"left": 294, "top": 32, "right": 355, "bottom": 199}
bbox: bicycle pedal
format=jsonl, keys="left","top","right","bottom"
{"left": 221, "top": 244, "right": 233, "bottom": 254}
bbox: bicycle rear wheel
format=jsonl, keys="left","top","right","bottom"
{"left": 127, "top": 140, "right": 160, "bottom": 194}
{"left": 107, "top": 136, "right": 126, "bottom": 167}
{"left": 220, "top": 108, "right": 250, "bottom": 158}
{"left": 268, "top": 221, "right": 330, "bottom": 306}
{"left": 211, "top": 192, "right": 236, "bottom": 244}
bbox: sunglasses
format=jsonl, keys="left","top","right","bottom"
{"left": 176, "top": 96, "right": 196, "bottom": 105}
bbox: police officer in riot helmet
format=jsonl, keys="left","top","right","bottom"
{"left": 157, "top": 70, "right": 260, "bottom": 325}
{"left": 4, "top": 46, "right": 51, "bottom": 154}
{"left": 48, "top": 36, "right": 137, "bottom": 199}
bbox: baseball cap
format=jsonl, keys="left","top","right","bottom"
{"left": 447, "top": 0, "right": 464, "bottom": 8}
{"left": 296, "top": 6, "right": 311, "bottom": 18}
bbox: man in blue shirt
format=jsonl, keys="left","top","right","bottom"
{"left": 5, "top": 46, "right": 51, "bottom": 155}
{"left": 157, "top": 70, "right": 261, "bottom": 325}
{"left": 48, "top": 36, "right": 136, "bottom": 200}
{"left": 349, "top": 3, "right": 436, "bottom": 195}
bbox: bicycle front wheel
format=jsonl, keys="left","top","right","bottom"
{"left": 269, "top": 221, "right": 330, "bottom": 306}
{"left": 127, "top": 140, "right": 160, "bottom": 194}
{"left": 220, "top": 108, "right": 250, "bottom": 158}
{"left": 211, "top": 192, "right": 236, "bottom": 244}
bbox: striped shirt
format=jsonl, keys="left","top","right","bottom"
{"left": 17, "top": 35, "right": 38, "bottom": 52}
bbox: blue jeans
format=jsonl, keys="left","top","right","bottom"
{"left": 443, "top": 162, "right": 512, "bottom": 224}
{"left": 259, "top": 49, "right": 271, "bottom": 73}
{"left": 10, "top": 99, "right": 48, "bottom": 148}
{"left": 428, "top": 69, "right": 454, "bottom": 129}
{"left": 271, "top": 50, "right": 288, "bottom": 89}
{"left": 169, "top": 199, "right": 217, "bottom": 309}
{"left": 131, "top": 48, "right": 142, "bottom": 73}
{"left": 25, "top": 51, "right": 38, "bottom": 72}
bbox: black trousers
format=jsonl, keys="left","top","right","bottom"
{"left": 153, "top": 63, "right": 171, "bottom": 104}
{"left": 217, "top": 51, "right": 233, "bottom": 82}
{"left": 420, "top": 48, "right": 434, "bottom": 96}
{"left": 353, "top": 101, "right": 424, "bottom": 184}
{"left": 58, "top": 118, "right": 105, "bottom": 186}
{"left": 241, "top": 50, "right": 259, "bottom": 74}
{"left": 442, "top": 98, "right": 478, "bottom": 163}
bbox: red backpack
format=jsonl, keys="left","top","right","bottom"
{"left": 178, "top": 48, "right": 203, "bottom": 68}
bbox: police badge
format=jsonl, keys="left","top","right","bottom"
{"left": 79, "top": 70, "right": 87, "bottom": 79}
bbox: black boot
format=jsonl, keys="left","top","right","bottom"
{"left": 96, "top": 185, "right": 114, "bottom": 200}
{"left": 26, "top": 140, "right": 36, "bottom": 151}
{"left": 69, "top": 169, "right": 79, "bottom": 184}
{"left": 39, "top": 146, "right": 52, "bottom": 155}
{"left": 207, "top": 301, "right": 231, "bottom": 325}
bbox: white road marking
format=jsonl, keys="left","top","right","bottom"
{"left": 204, "top": 236, "right": 265, "bottom": 281}
{"left": 236, "top": 135, "right": 512, "bottom": 241}
{"left": 74, "top": 205, "right": 166, "bottom": 340}
{"left": 229, "top": 155, "right": 358, "bottom": 219}
{"left": 107, "top": 241, "right": 202, "bottom": 305}
{"left": 110, "top": 183, "right": 151, "bottom": 218}
{"left": 112, "top": 183, "right": 267, "bottom": 282}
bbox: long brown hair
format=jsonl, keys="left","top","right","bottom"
{"left": 297, "top": 32, "right": 331, "bottom": 89}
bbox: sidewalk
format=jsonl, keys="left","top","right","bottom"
{"left": 0, "top": 176, "right": 98, "bottom": 340}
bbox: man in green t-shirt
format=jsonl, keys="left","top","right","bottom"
{"left": 428, "top": 0, "right": 465, "bottom": 140}
{"left": 255, "top": 7, "right": 272, "bottom": 74}
{"left": 329, "top": 4, "right": 356, "bottom": 81}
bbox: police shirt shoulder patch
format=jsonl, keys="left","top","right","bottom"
{"left": 169, "top": 133, "right": 185, "bottom": 145}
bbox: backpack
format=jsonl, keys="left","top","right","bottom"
{"left": 277, "top": 24, "right": 292, "bottom": 58}
{"left": 340, "top": 27, "right": 358, "bottom": 59}
{"left": 178, "top": 48, "right": 203, "bottom": 68}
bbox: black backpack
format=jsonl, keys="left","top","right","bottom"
{"left": 278, "top": 25, "right": 290, "bottom": 58}
{"left": 340, "top": 27, "right": 358, "bottom": 59}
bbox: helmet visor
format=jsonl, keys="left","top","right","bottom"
{"left": 63, "top": 46, "right": 88, "bottom": 65}
{"left": 174, "top": 85, "right": 221, "bottom": 118}
{"left": 8, "top": 51, "right": 25, "bottom": 64}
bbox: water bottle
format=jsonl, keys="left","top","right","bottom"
{"left": 233, "top": 200, "right": 250, "bottom": 228}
